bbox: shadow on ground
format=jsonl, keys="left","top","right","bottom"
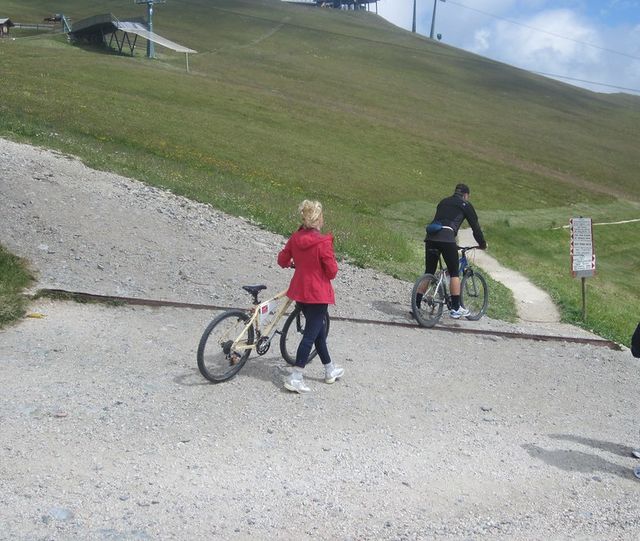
{"left": 549, "top": 433, "right": 636, "bottom": 458}
{"left": 523, "top": 438, "right": 634, "bottom": 480}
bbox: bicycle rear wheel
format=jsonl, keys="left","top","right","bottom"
{"left": 411, "top": 273, "right": 445, "bottom": 328}
{"left": 280, "top": 305, "right": 331, "bottom": 365}
{"left": 460, "top": 270, "right": 488, "bottom": 320}
{"left": 197, "top": 310, "right": 255, "bottom": 383}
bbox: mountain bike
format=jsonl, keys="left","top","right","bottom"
{"left": 197, "top": 285, "right": 330, "bottom": 383}
{"left": 411, "top": 246, "right": 488, "bottom": 328}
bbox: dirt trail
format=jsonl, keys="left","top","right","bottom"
{"left": 457, "top": 228, "right": 560, "bottom": 323}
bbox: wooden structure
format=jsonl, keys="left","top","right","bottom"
{"left": 69, "top": 13, "right": 196, "bottom": 71}
{"left": 0, "top": 18, "right": 14, "bottom": 37}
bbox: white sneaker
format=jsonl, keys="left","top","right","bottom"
{"left": 450, "top": 306, "right": 470, "bottom": 319}
{"left": 284, "top": 373, "right": 311, "bottom": 393}
{"left": 631, "top": 449, "right": 640, "bottom": 459}
{"left": 325, "top": 366, "right": 344, "bottom": 384}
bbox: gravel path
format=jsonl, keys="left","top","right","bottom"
{"left": 1, "top": 137, "right": 639, "bottom": 540}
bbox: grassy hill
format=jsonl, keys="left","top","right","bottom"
{"left": 1, "top": 0, "right": 639, "bottom": 344}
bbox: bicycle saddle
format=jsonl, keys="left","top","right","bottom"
{"left": 242, "top": 285, "right": 267, "bottom": 296}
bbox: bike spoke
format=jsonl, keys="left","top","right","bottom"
{"left": 460, "top": 271, "right": 488, "bottom": 320}
{"left": 197, "top": 310, "right": 254, "bottom": 382}
{"left": 412, "top": 273, "right": 444, "bottom": 327}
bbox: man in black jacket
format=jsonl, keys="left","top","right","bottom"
{"left": 420, "top": 183, "right": 487, "bottom": 319}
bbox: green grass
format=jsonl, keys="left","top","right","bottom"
{"left": 32, "top": 290, "right": 126, "bottom": 307}
{"left": 482, "top": 273, "right": 517, "bottom": 323}
{"left": 0, "top": 245, "right": 34, "bottom": 327}
{"left": 486, "top": 222, "right": 640, "bottom": 345}
{"left": 0, "top": 0, "right": 638, "bottom": 344}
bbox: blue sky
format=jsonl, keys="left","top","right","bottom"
{"left": 375, "top": 0, "right": 640, "bottom": 94}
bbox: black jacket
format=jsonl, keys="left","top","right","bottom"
{"left": 426, "top": 193, "right": 486, "bottom": 247}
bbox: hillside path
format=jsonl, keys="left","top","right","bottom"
{"left": 2, "top": 137, "right": 638, "bottom": 540}
{"left": 457, "top": 228, "right": 561, "bottom": 323}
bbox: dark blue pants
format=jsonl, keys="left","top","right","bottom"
{"left": 295, "top": 303, "right": 332, "bottom": 368}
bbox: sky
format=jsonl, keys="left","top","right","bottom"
{"left": 374, "top": 0, "right": 640, "bottom": 95}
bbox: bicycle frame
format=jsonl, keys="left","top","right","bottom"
{"left": 231, "top": 289, "right": 293, "bottom": 353}
{"left": 427, "top": 246, "right": 478, "bottom": 307}
{"left": 437, "top": 246, "right": 475, "bottom": 274}
{"left": 459, "top": 251, "right": 469, "bottom": 274}
{"left": 435, "top": 265, "right": 451, "bottom": 308}
{"left": 412, "top": 245, "right": 487, "bottom": 327}
{"left": 197, "top": 281, "right": 332, "bottom": 382}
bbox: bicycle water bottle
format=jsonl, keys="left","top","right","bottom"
{"left": 443, "top": 269, "right": 450, "bottom": 289}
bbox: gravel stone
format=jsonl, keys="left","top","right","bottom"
{"left": 1, "top": 137, "right": 639, "bottom": 540}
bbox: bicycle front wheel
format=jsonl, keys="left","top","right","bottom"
{"left": 411, "top": 273, "right": 444, "bottom": 328}
{"left": 197, "top": 310, "right": 255, "bottom": 383}
{"left": 280, "top": 305, "right": 331, "bottom": 365}
{"left": 461, "top": 270, "right": 488, "bottom": 320}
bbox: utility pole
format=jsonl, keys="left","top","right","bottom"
{"left": 430, "top": 0, "right": 445, "bottom": 40}
{"left": 147, "top": 1, "right": 154, "bottom": 58}
{"left": 135, "top": 0, "right": 166, "bottom": 59}
{"left": 412, "top": 0, "right": 417, "bottom": 33}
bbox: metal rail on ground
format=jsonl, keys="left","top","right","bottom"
{"left": 30, "top": 288, "right": 622, "bottom": 350}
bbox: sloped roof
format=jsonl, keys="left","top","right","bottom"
{"left": 116, "top": 21, "right": 196, "bottom": 53}
{"left": 70, "top": 14, "right": 195, "bottom": 54}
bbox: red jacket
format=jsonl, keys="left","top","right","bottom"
{"left": 277, "top": 227, "right": 338, "bottom": 304}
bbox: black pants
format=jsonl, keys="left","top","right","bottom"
{"left": 295, "top": 303, "right": 332, "bottom": 368}
{"left": 425, "top": 240, "right": 459, "bottom": 277}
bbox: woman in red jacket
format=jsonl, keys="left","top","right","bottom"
{"left": 277, "top": 200, "right": 344, "bottom": 393}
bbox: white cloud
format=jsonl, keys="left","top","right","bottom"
{"left": 487, "top": 10, "right": 602, "bottom": 66}
{"left": 592, "top": 22, "right": 640, "bottom": 92}
{"left": 375, "top": 1, "right": 640, "bottom": 93}
{"left": 473, "top": 28, "right": 491, "bottom": 52}
{"left": 467, "top": 9, "right": 640, "bottom": 92}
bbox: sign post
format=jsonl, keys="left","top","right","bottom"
{"left": 570, "top": 217, "right": 596, "bottom": 320}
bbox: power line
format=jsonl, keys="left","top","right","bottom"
{"left": 444, "top": 0, "right": 640, "bottom": 62}
{"left": 200, "top": 5, "right": 640, "bottom": 93}
{"left": 532, "top": 71, "right": 640, "bottom": 93}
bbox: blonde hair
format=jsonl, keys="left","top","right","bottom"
{"left": 299, "top": 199, "right": 323, "bottom": 229}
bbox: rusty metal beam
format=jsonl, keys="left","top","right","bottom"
{"left": 31, "top": 288, "right": 622, "bottom": 350}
